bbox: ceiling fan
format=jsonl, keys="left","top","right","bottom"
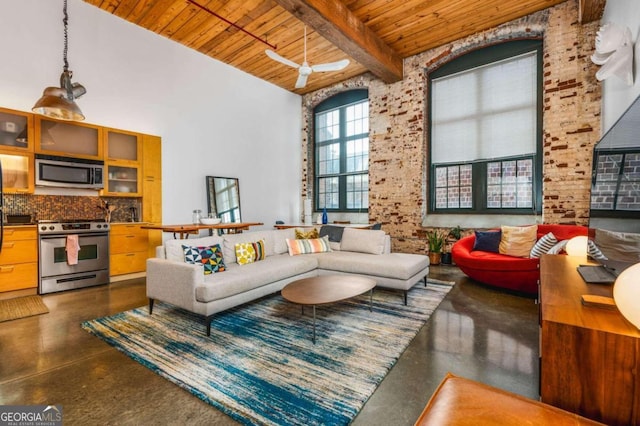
{"left": 265, "top": 26, "right": 350, "bottom": 89}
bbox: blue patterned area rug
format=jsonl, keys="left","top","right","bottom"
{"left": 82, "top": 281, "right": 453, "bottom": 425}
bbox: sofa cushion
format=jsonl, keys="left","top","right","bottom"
{"left": 182, "top": 244, "right": 226, "bottom": 274}
{"left": 273, "top": 228, "right": 296, "bottom": 255}
{"left": 594, "top": 229, "right": 640, "bottom": 263}
{"left": 196, "top": 254, "right": 318, "bottom": 302}
{"left": 499, "top": 225, "right": 538, "bottom": 258}
{"left": 222, "top": 231, "right": 275, "bottom": 264}
{"left": 315, "top": 252, "right": 429, "bottom": 280}
{"left": 529, "top": 232, "right": 558, "bottom": 258}
{"left": 472, "top": 230, "right": 501, "bottom": 253}
{"left": 286, "top": 236, "right": 331, "bottom": 255}
{"left": 340, "top": 228, "right": 386, "bottom": 255}
{"left": 166, "top": 235, "right": 224, "bottom": 262}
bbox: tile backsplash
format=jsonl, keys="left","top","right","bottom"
{"left": 3, "top": 193, "right": 140, "bottom": 223}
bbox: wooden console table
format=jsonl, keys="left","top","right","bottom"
{"left": 539, "top": 254, "right": 640, "bottom": 425}
{"left": 141, "top": 222, "right": 263, "bottom": 239}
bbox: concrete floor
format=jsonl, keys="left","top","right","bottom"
{"left": 0, "top": 265, "right": 539, "bottom": 425}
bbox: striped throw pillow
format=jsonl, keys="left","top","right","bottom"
{"left": 587, "top": 239, "right": 608, "bottom": 260}
{"left": 286, "top": 236, "right": 332, "bottom": 256}
{"left": 530, "top": 232, "right": 558, "bottom": 258}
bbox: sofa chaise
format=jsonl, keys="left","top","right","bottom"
{"left": 146, "top": 227, "right": 430, "bottom": 335}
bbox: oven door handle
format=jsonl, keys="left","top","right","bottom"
{"left": 39, "top": 232, "right": 109, "bottom": 239}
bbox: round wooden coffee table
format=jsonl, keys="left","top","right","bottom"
{"left": 281, "top": 275, "right": 376, "bottom": 343}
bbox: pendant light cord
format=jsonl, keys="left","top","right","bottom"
{"left": 63, "top": 0, "right": 69, "bottom": 72}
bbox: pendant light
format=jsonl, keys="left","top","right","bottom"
{"left": 32, "top": 0, "right": 87, "bottom": 121}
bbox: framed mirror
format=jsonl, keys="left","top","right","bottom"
{"left": 206, "top": 176, "right": 241, "bottom": 223}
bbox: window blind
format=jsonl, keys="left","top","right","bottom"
{"left": 431, "top": 51, "right": 537, "bottom": 164}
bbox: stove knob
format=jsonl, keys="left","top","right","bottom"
{"left": 96, "top": 224, "right": 102, "bottom": 229}
{"left": 49, "top": 226, "right": 55, "bottom": 231}
{"left": 103, "top": 224, "right": 109, "bottom": 230}
{"left": 40, "top": 226, "right": 47, "bottom": 231}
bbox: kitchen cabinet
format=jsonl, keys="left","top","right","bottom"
{"left": 142, "top": 134, "right": 162, "bottom": 256}
{"left": 104, "top": 164, "right": 140, "bottom": 196}
{"left": 0, "top": 226, "right": 38, "bottom": 292}
{"left": 109, "top": 223, "right": 149, "bottom": 276}
{"left": 103, "top": 128, "right": 141, "bottom": 196}
{"left": 0, "top": 152, "right": 34, "bottom": 194}
{"left": 35, "top": 117, "right": 102, "bottom": 160}
{"left": 0, "top": 108, "right": 34, "bottom": 194}
{"left": 142, "top": 135, "right": 161, "bottom": 223}
{"left": 0, "top": 107, "right": 33, "bottom": 152}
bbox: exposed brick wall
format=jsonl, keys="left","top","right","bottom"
{"left": 301, "top": 0, "right": 601, "bottom": 254}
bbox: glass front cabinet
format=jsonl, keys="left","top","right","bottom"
{"left": 0, "top": 107, "right": 34, "bottom": 193}
{"left": 103, "top": 128, "right": 141, "bottom": 196}
{"left": 35, "top": 117, "right": 102, "bottom": 160}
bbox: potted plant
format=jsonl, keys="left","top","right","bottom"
{"left": 426, "top": 230, "right": 446, "bottom": 265}
{"left": 449, "top": 225, "right": 463, "bottom": 241}
{"left": 441, "top": 226, "right": 463, "bottom": 265}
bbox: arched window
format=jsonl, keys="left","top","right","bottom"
{"left": 314, "top": 89, "right": 369, "bottom": 212}
{"left": 428, "top": 40, "right": 543, "bottom": 214}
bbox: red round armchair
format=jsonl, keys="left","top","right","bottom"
{"left": 451, "top": 224, "right": 588, "bottom": 295}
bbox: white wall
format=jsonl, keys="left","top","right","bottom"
{"left": 0, "top": 0, "right": 302, "bottom": 228}
{"left": 600, "top": 0, "right": 640, "bottom": 132}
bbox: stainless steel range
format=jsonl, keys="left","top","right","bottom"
{"left": 38, "top": 220, "right": 110, "bottom": 294}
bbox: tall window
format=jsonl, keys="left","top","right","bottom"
{"left": 429, "top": 40, "right": 542, "bottom": 214}
{"left": 314, "top": 89, "right": 369, "bottom": 211}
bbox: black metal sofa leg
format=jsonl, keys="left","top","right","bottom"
{"left": 148, "top": 298, "right": 154, "bottom": 314}
{"left": 205, "top": 315, "right": 214, "bottom": 336}
{"left": 403, "top": 290, "right": 408, "bottom": 306}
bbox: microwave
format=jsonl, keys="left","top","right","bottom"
{"left": 35, "top": 154, "right": 104, "bottom": 189}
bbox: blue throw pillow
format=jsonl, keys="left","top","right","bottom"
{"left": 472, "top": 231, "right": 502, "bottom": 253}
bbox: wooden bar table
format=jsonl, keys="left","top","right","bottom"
{"left": 141, "top": 222, "right": 263, "bottom": 239}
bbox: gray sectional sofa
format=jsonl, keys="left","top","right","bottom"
{"left": 146, "top": 227, "right": 430, "bottom": 335}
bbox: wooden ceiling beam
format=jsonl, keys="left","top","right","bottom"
{"left": 579, "top": 0, "right": 606, "bottom": 24}
{"left": 273, "top": 0, "right": 403, "bottom": 84}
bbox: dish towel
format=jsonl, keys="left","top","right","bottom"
{"left": 66, "top": 235, "right": 81, "bottom": 265}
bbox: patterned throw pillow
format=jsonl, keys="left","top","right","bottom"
{"left": 286, "top": 235, "right": 331, "bottom": 256}
{"left": 530, "top": 232, "right": 559, "bottom": 258}
{"left": 182, "top": 244, "right": 225, "bottom": 275}
{"left": 295, "top": 228, "right": 319, "bottom": 239}
{"left": 235, "top": 240, "right": 266, "bottom": 265}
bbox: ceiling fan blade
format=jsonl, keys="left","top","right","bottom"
{"left": 311, "top": 59, "right": 350, "bottom": 72}
{"left": 295, "top": 73, "right": 309, "bottom": 89}
{"left": 265, "top": 49, "right": 300, "bottom": 69}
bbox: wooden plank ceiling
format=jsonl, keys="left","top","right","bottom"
{"left": 84, "top": 0, "right": 605, "bottom": 95}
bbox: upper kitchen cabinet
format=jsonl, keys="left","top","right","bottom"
{"left": 0, "top": 108, "right": 34, "bottom": 193}
{"left": 35, "top": 117, "right": 103, "bottom": 160}
{"left": 104, "top": 128, "right": 141, "bottom": 164}
{"left": 0, "top": 107, "right": 33, "bottom": 152}
{"left": 102, "top": 128, "right": 142, "bottom": 197}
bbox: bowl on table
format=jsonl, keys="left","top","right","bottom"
{"left": 200, "top": 217, "right": 222, "bottom": 225}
